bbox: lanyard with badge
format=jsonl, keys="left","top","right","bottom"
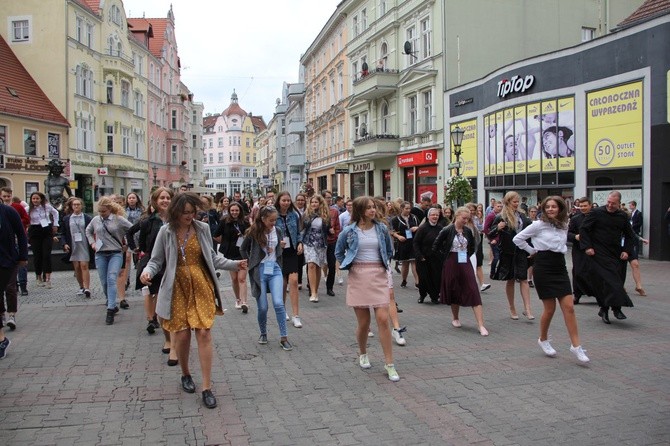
{"left": 279, "top": 214, "right": 291, "bottom": 248}
{"left": 401, "top": 215, "right": 414, "bottom": 239}
{"left": 179, "top": 226, "right": 192, "bottom": 262}
{"left": 455, "top": 232, "right": 468, "bottom": 263}
{"left": 263, "top": 229, "right": 276, "bottom": 274}
{"left": 234, "top": 222, "right": 244, "bottom": 248}
{"left": 73, "top": 215, "right": 84, "bottom": 242}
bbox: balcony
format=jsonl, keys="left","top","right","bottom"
{"left": 352, "top": 69, "right": 400, "bottom": 101}
{"left": 287, "top": 116, "right": 305, "bottom": 135}
{"left": 287, "top": 83, "right": 305, "bottom": 102}
{"left": 167, "top": 129, "right": 185, "bottom": 141}
{"left": 353, "top": 133, "right": 400, "bottom": 159}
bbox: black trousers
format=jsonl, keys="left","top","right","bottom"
{"left": 29, "top": 225, "right": 54, "bottom": 277}
{"left": 326, "top": 242, "right": 337, "bottom": 291}
{"left": 0, "top": 265, "right": 18, "bottom": 314}
{"left": 0, "top": 266, "right": 15, "bottom": 329}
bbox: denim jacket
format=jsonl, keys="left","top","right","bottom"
{"left": 301, "top": 213, "right": 330, "bottom": 247}
{"left": 276, "top": 210, "right": 303, "bottom": 247}
{"left": 335, "top": 221, "right": 393, "bottom": 270}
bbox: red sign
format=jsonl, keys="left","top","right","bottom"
{"left": 405, "top": 169, "right": 414, "bottom": 179}
{"left": 417, "top": 166, "right": 437, "bottom": 177}
{"left": 397, "top": 149, "right": 437, "bottom": 167}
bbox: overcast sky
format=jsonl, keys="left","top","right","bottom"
{"left": 123, "top": 0, "right": 339, "bottom": 123}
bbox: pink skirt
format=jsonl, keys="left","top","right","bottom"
{"left": 346, "top": 262, "right": 390, "bottom": 308}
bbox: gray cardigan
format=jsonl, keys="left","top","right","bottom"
{"left": 142, "top": 220, "right": 240, "bottom": 320}
{"left": 240, "top": 227, "right": 284, "bottom": 298}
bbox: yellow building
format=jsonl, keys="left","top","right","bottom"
{"left": 0, "top": 35, "right": 70, "bottom": 198}
{"left": 0, "top": 0, "right": 151, "bottom": 211}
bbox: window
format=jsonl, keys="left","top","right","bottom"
{"left": 218, "top": 152, "right": 224, "bottom": 163}
{"left": 110, "top": 5, "right": 122, "bottom": 26}
{"left": 121, "top": 81, "right": 130, "bottom": 107}
{"left": 0, "top": 125, "right": 6, "bottom": 153}
{"left": 208, "top": 153, "right": 213, "bottom": 163}
{"left": 338, "top": 71, "right": 343, "bottom": 98}
{"left": 331, "top": 78, "right": 336, "bottom": 103}
{"left": 423, "top": 90, "right": 432, "bottom": 132}
{"left": 122, "top": 127, "right": 130, "bottom": 155}
{"left": 352, "top": 62, "right": 358, "bottom": 83}
{"left": 23, "top": 129, "right": 37, "bottom": 156}
{"left": 246, "top": 138, "right": 250, "bottom": 147}
{"left": 361, "top": 9, "right": 367, "bottom": 30}
{"left": 208, "top": 139, "right": 213, "bottom": 148}
{"left": 352, "top": 16, "right": 359, "bottom": 37}
{"left": 192, "top": 111, "right": 197, "bottom": 124}
{"left": 11, "top": 19, "right": 30, "bottom": 42}
{"left": 76, "top": 17, "right": 83, "bottom": 42}
{"left": 408, "top": 95, "right": 417, "bottom": 135}
{"left": 582, "top": 27, "right": 596, "bottom": 42}
{"left": 380, "top": 1, "right": 386, "bottom": 16}
{"left": 171, "top": 145, "right": 178, "bottom": 164}
{"left": 106, "top": 124, "right": 114, "bottom": 153}
{"left": 380, "top": 42, "right": 388, "bottom": 69}
{"left": 134, "top": 91, "right": 143, "bottom": 116}
{"left": 86, "top": 23, "right": 93, "bottom": 47}
{"left": 406, "top": 26, "right": 417, "bottom": 65}
{"left": 381, "top": 103, "right": 389, "bottom": 134}
{"left": 76, "top": 65, "right": 93, "bottom": 99}
{"left": 106, "top": 81, "right": 113, "bottom": 104}
{"left": 171, "top": 110, "right": 177, "bottom": 129}
{"left": 77, "top": 116, "right": 94, "bottom": 151}
{"left": 218, "top": 137, "right": 223, "bottom": 148}
{"left": 246, "top": 153, "right": 250, "bottom": 162}
{"left": 135, "top": 132, "right": 141, "bottom": 158}
{"left": 421, "top": 18, "right": 432, "bottom": 59}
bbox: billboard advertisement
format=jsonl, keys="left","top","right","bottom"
{"left": 450, "top": 119, "right": 477, "bottom": 177}
{"left": 587, "top": 81, "right": 643, "bottom": 170}
{"left": 485, "top": 95, "right": 575, "bottom": 176}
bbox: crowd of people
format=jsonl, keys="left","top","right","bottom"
{"left": 0, "top": 184, "right": 651, "bottom": 408}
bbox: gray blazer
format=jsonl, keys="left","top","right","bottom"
{"left": 142, "top": 220, "right": 240, "bottom": 320}
{"left": 240, "top": 227, "right": 284, "bottom": 298}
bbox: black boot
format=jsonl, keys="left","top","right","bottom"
{"left": 598, "top": 307, "right": 610, "bottom": 324}
{"left": 106, "top": 309, "right": 115, "bottom": 325}
{"left": 395, "top": 302, "right": 403, "bottom": 313}
{"left": 418, "top": 294, "right": 426, "bottom": 304}
{"left": 573, "top": 294, "right": 581, "bottom": 305}
{"left": 612, "top": 307, "right": 627, "bottom": 320}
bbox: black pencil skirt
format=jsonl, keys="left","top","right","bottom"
{"left": 532, "top": 251, "right": 572, "bottom": 299}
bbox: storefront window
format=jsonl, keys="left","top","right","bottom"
{"left": 416, "top": 166, "right": 437, "bottom": 204}
{"left": 404, "top": 168, "right": 414, "bottom": 203}
{"left": 382, "top": 170, "right": 391, "bottom": 201}
{"left": 351, "top": 172, "right": 366, "bottom": 198}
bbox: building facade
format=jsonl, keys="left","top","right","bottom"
{"left": 203, "top": 92, "right": 265, "bottom": 196}
{"left": 301, "top": 3, "right": 351, "bottom": 198}
{"left": 446, "top": 10, "right": 670, "bottom": 260}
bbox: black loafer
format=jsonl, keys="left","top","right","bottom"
{"left": 327, "top": 289, "right": 335, "bottom": 296}
{"left": 202, "top": 389, "right": 217, "bottom": 409}
{"left": 119, "top": 300, "right": 130, "bottom": 309}
{"left": 105, "top": 310, "right": 115, "bottom": 325}
{"left": 598, "top": 308, "right": 611, "bottom": 324}
{"left": 167, "top": 359, "right": 178, "bottom": 367}
{"left": 418, "top": 295, "right": 426, "bottom": 303}
{"left": 181, "top": 375, "right": 196, "bottom": 393}
{"left": 613, "top": 310, "right": 627, "bottom": 320}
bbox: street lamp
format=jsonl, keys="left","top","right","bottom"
{"left": 304, "top": 159, "right": 311, "bottom": 183}
{"left": 151, "top": 164, "right": 158, "bottom": 186}
{"left": 450, "top": 126, "right": 465, "bottom": 177}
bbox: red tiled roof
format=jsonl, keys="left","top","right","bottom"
{"left": 250, "top": 116, "right": 267, "bottom": 132}
{"left": 617, "top": 0, "right": 670, "bottom": 28}
{"left": 71, "top": 0, "right": 100, "bottom": 16}
{"left": 223, "top": 102, "right": 247, "bottom": 117}
{"left": 132, "top": 18, "right": 169, "bottom": 59}
{"left": 0, "top": 35, "right": 69, "bottom": 127}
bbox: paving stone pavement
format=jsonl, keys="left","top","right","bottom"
{"left": 0, "top": 254, "right": 668, "bottom": 445}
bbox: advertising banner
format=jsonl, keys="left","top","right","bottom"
{"left": 526, "top": 102, "right": 541, "bottom": 172}
{"left": 450, "top": 119, "right": 477, "bottom": 177}
{"left": 587, "top": 81, "right": 643, "bottom": 170}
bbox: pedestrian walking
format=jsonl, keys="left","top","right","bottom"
{"left": 27, "top": 192, "right": 59, "bottom": 288}
{"left": 0, "top": 188, "right": 29, "bottom": 328}
{"left": 140, "top": 192, "right": 246, "bottom": 409}
{"left": 433, "top": 207, "right": 489, "bottom": 336}
{"left": 413, "top": 206, "right": 444, "bottom": 304}
{"left": 391, "top": 202, "right": 419, "bottom": 289}
{"left": 61, "top": 198, "right": 92, "bottom": 298}
{"left": 85, "top": 196, "right": 133, "bottom": 325}
{"left": 567, "top": 197, "right": 597, "bottom": 304}
{"left": 213, "top": 202, "right": 250, "bottom": 313}
{"left": 275, "top": 192, "right": 304, "bottom": 328}
{"left": 335, "top": 196, "right": 400, "bottom": 381}
{"left": 301, "top": 195, "right": 330, "bottom": 302}
{"left": 513, "top": 196, "right": 590, "bottom": 363}
{"left": 488, "top": 191, "right": 534, "bottom": 320}
{"left": 240, "top": 205, "right": 293, "bottom": 350}
{"left": 111, "top": 194, "right": 131, "bottom": 310}
{"left": 0, "top": 202, "right": 29, "bottom": 358}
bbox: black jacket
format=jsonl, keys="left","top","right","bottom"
{"left": 432, "top": 224, "right": 476, "bottom": 260}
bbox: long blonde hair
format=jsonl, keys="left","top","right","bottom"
{"left": 306, "top": 194, "right": 329, "bottom": 222}
{"left": 501, "top": 191, "right": 522, "bottom": 230}
{"left": 97, "top": 196, "right": 125, "bottom": 216}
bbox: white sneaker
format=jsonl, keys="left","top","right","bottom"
{"left": 76, "top": 288, "right": 85, "bottom": 296}
{"left": 338, "top": 277, "right": 344, "bottom": 285}
{"left": 384, "top": 363, "right": 400, "bottom": 382}
{"left": 234, "top": 300, "right": 242, "bottom": 309}
{"left": 359, "top": 354, "right": 371, "bottom": 369}
{"left": 309, "top": 295, "right": 318, "bottom": 302}
{"left": 570, "top": 345, "right": 590, "bottom": 363}
{"left": 367, "top": 331, "right": 374, "bottom": 337}
{"left": 538, "top": 338, "right": 557, "bottom": 357}
{"left": 292, "top": 316, "right": 303, "bottom": 328}
{"left": 480, "top": 283, "right": 491, "bottom": 292}
{"left": 392, "top": 327, "right": 407, "bottom": 346}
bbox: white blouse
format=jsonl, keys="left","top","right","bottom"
{"left": 513, "top": 220, "right": 567, "bottom": 255}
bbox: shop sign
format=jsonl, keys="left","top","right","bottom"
{"left": 497, "top": 74, "right": 535, "bottom": 98}
{"left": 397, "top": 149, "right": 437, "bottom": 167}
{"left": 335, "top": 164, "right": 350, "bottom": 174}
{"left": 350, "top": 161, "right": 375, "bottom": 173}
{"left": 129, "top": 179, "right": 143, "bottom": 188}
{"left": 290, "top": 173, "right": 301, "bottom": 183}
{"left": 417, "top": 166, "right": 437, "bottom": 177}
{"left": 117, "top": 170, "right": 145, "bottom": 179}
{"left": 97, "top": 167, "right": 108, "bottom": 175}
{"left": 0, "top": 156, "right": 48, "bottom": 171}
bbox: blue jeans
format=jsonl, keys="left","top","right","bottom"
{"left": 95, "top": 252, "right": 123, "bottom": 310}
{"left": 256, "top": 261, "right": 287, "bottom": 338}
{"left": 17, "top": 265, "right": 27, "bottom": 289}
{"left": 489, "top": 244, "right": 500, "bottom": 279}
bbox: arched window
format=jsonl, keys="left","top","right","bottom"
{"left": 379, "top": 42, "right": 388, "bottom": 70}
{"left": 381, "top": 102, "right": 389, "bottom": 134}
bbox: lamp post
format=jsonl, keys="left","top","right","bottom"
{"left": 304, "top": 159, "right": 311, "bottom": 184}
{"left": 450, "top": 125, "right": 465, "bottom": 177}
{"left": 151, "top": 164, "right": 158, "bottom": 187}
